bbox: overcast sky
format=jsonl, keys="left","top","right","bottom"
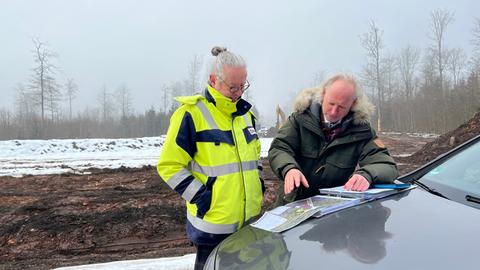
{"left": 1, "top": 0, "right": 479, "bottom": 125}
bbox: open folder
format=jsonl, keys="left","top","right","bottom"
{"left": 319, "top": 184, "right": 413, "bottom": 200}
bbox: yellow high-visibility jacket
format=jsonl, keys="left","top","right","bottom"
{"left": 157, "top": 85, "right": 263, "bottom": 244}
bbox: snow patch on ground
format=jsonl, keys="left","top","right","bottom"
{"left": 0, "top": 136, "right": 274, "bottom": 177}
{"left": 0, "top": 137, "right": 166, "bottom": 177}
{"left": 381, "top": 131, "right": 439, "bottom": 139}
{"left": 392, "top": 153, "right": 412, "bottom": 158}
{"left": 52, "top": 253, "right": 196, "bottom": 270}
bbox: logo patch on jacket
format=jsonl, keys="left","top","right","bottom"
{"left": 248, "top": 127, "right": 257, "bottom": 136}
{"left": 373, "top": 138, "right": 386, "bottom": 148}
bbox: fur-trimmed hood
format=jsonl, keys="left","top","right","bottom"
{"left": 292, "top": 86, "right": 375, "bottom": 125}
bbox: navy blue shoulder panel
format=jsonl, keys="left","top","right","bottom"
{"left": 175, "top": 111, "right": 197, "bottom": 157}
{"left": 196, "top": 130, "right": 235, "bottom": 145}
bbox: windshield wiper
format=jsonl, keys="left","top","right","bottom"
{"left": 411, "top": 179, "right": 448, "bottom": 199}
{"left": 466, "top": 195, "right": 480, "bottom": 205}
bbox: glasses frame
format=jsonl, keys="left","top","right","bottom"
{"left": 219, "top": 78, "right": 250, "bottom": 93}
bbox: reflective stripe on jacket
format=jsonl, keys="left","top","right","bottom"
{"left": 157, "top": 85, "right": 263, "bottom": 240}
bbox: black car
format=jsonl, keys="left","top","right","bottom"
{"left": 205, "top": 135, "right": 480, "bottom": 269}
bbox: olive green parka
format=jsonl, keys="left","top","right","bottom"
{"left": 268, "top": 87, "right": 399, "bottom": 204}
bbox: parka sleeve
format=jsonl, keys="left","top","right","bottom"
{"left": 355, "top": 130, "right": 399, "bottom": 184}
{"left": 157, "top": 107, "right": 210, "bottom": 205}
{"left": 267, "top": 114, "right": 302, "bottom": 180}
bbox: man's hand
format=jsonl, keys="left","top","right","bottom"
{"left": 284, "top": 169, "right": 309, "bottom": 194}
{"left": 344, "top": 174, "right": 370, "bottom": 191}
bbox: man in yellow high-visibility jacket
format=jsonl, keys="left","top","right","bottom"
{"left": 157, "top": 46, "right": 264, "bottom": 270}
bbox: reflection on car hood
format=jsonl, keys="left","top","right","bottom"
{"left": 212, "top": 189, "right": 479, "bottom": 270}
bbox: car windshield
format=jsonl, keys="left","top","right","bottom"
{"left": 418, "top": 140, "right": 480, "bottom": 195}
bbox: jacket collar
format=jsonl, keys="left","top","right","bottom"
{"left": 205, "top": 85, "right": 251, "bottom": 117}
{"left": 299, "top": 103, "right": 370, "bottom": 138}
{"left": 293, "top": 86, "right": 374, "bottom": 125}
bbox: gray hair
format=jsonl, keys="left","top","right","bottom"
{"left": 321, "top": 73, "right": 360, "bottom": 100}
{"left": 209, "top": 46, "right": 246, "bottom": 80}
{"left": 293, "top": 73, "right": 375, "bottom": 124}
{"left": 320, "top": 73, "right": 374, "bottom": 122}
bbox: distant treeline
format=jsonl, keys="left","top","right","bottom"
{"left": 0, "top": 38, "right": 202, "bottom": 140}
{"left": 1, "top": 9, "right": 480, "bottom": 140}
{"left": 308, "top": 10, "right": 480, "bottom": 135}
{"left": 0, "top": 106, "right": 174, "bottom": 140}
{"left": 356, "top": 11, "right": 480, "bottom": 134}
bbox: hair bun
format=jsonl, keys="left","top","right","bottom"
{"left": 211, "top": 46, "right": 227, "bottom": 56}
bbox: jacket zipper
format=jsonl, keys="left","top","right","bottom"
{"left": 314, "top": 141, "right": 331, "bottom": 173}
{"left": 232, "top": 117, "right": 247, "bottom": 226}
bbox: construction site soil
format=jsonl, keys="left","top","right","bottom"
{"left": 1, "top": 112, "right": 479, "bottom": 270}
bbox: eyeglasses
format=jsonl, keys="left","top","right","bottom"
{"left": 220, "top": 78, "right": 250, "bottom": 93}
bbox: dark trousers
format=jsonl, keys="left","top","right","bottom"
{"left": 194, "top": 244, "right": 216, "bottom": 270}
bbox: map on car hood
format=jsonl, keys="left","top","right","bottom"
{"left": 251, "top": 196, "right": 361, "bottom": 233}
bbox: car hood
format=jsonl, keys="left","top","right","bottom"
{"left": 210, "top": 189, "right": 479, "bottom": 270}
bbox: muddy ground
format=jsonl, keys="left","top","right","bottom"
{"left": 1, "top": 114, "right": 479, "bottom": 270}
{"left": 0, "top": 167, "right": 192, "bottom": 270}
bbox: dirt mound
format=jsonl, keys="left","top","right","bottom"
{"left": 405, "top": 111, "right": 480, "bottom": 165}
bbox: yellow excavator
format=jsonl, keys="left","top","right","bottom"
{"left": 276, "top": 104, "right": 286, "bottom": 130}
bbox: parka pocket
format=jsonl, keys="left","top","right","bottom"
{"left": 197, "top": 176, "right": 217, "bottom": 219}
{"left": 323, "top": 155, "right": 357, "bottom": 186}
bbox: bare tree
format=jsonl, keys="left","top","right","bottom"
{"left": 169, "top": 81, "right": 186, "bottom": 109}
{"left": 45, "top": 77, "right": 62, "bottom": 122}
{"left": 29, "top": 38, "right": 58, "bottom": 126}
{"left": 471, "top": 17, "right": 480, "bottom": 71}
{"left": 65, "top": 78, "right": 78, "bottom": 120}
{"left": 14, "top": 83, "right": 33, "bottom": 119}
{"left": 0, "top": 108, "right": 13, "bottom": 138}
{"left": 429, "top": 9, "right": 454, "bottom": 97}
{"left": 187, "top": 55, "right": 204, "bottom": 95}
{"left": 427, "top": 9, "right": 455, "bottom": 132}
{"left": 398, "top": 46, "right": 420, "bottom": 101}
{"left": 447, "top": 48, "right": 467, "bottom": 86}
{"left": 0, "top": 108, "right": 10, "bottom": 126}
{"left": 397, "top": 46, "right": 421, "bottom": 131}
{"left": 115, "top": 83, "right": 133, "bottom": 120}
{"left": 382, "top": 54, "right": 397, "bottom": 101}
{"left": 14, "top": 83, "right": 40, "bottom": 138}
{"left": 361, "top": 20, "right": 384, "bottom": 131}
{"left": 161, "top": 84, "right": 170, "bottom": 114}
{"left": 97, "top": 85, "right": 114, "bottom": 122}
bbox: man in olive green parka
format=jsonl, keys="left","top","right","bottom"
{"left": 268, "top": 73, "right": 398, "bottom": 205}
